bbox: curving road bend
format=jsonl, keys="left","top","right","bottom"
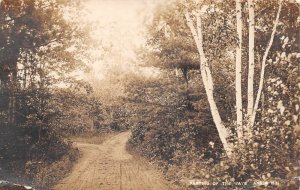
{"left": 54, "top": 131, "right": 175, "bottom": 190}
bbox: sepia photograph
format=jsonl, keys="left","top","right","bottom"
{"left": 0, "top": 0, "right": 299, "bottom": 189}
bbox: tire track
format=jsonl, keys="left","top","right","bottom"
{"left": 54, "top": 131, "right": 176, "bottom": 190}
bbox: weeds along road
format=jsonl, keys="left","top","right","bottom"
{"left": 54, "top": 131, "right": 175, "bottom": 190}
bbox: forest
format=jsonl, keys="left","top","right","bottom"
{"left": 0, "top": 0, "right": 299, "bottom": 190}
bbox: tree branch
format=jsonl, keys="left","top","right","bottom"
{"left": 250, "top": 0, "right": 283, "bottom": 127}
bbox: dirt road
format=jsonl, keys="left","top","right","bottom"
{"left": 55, "top": 131, "right": 175, "bottom": 190}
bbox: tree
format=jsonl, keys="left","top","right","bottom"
{"left": 146, "top": 3, "right": 199, "bottom": 89}
{"left": 248, "top": 0, "right": 283, "bottom": 128}
{"left": 145, "top": 2, "right": 238, "bottom": 115}
{"left": 0, "top": 0, "right": 91, "bottom": 125}
{"left": 184, "top": 0, "right": 286, "bottom": 156}
{"left": 236, "top": 0, "right": 243, "bottom": 141}
{"left": 247, "top": 0, "right": 255, "bottom": 124}
{"left": 129, "top": 0, "right": 299, "bottom": 184}
{"left": 185, "top": 7, "right": 233, "bottom": 157}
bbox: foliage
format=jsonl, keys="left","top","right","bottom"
{"left": 0, "top": 0, "right": 96, "bottom": 188}
{"left": 128, "top": 0, "right": 300, "bottom": 189}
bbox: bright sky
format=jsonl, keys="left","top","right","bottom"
{"left": 83, "top": 0, "right": 163, "bottom": 80}
{"left": 80, "top": 0, "right": 300, "bottom": 81}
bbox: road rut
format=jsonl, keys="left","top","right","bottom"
{"left": 55, "top": 131, "right": 175, "bottom": 190}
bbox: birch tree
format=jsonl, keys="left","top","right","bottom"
{"left": 247, "top": 0, "right": 255, "bottom": 121}
{"left": 246, "top": 0, "right": 255, "bottom": 139}
{"left": 249, "top": 0, "right": 283, "bottom": 127}
{"left": 185, "top": 12, "right": 233, "bottom": 157}
{"left": 236, "top": 0, "right": 243, "bottom": 141}
{"left": 185, "top": 0, "right": 284, "bottom": 156}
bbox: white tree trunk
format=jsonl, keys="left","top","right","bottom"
{"left": 235, "top": 0, "right": 244, "bottom": 141}
{"left": 247, "top": 0, "right": 255, "bottom": 116}
{"left": 245, "top": 0, "right": 256, "bottom": 138}
{"left": 185, "top": 12, "right": 233, "bottom": 157}
{"left": 249, "top": 0, "right": 283, "bottom": 127}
